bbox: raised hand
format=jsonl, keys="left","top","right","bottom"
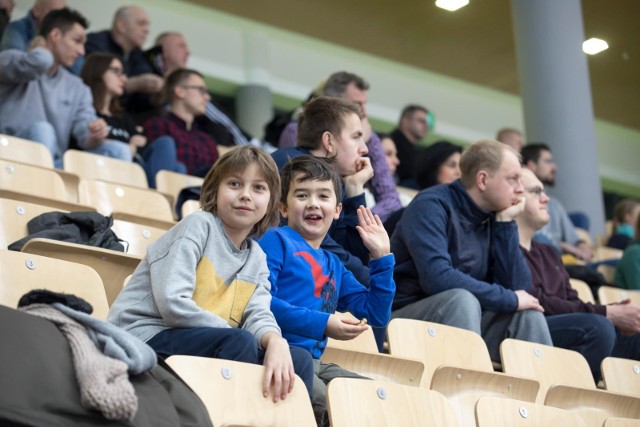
{"left": 355, "top": 205, "right": 390, "bottom": 259}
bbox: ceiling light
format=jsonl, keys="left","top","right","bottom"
{"left": 582, "top": 38, "right": 609, "bottom": 55}
{"left": 435, "top": 0, "right": 469, "bottom": 12}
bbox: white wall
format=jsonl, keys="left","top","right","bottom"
{"left": 12, "top": 0, "right": 640, "bottom": 193}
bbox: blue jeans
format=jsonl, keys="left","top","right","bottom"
{"left": 138, "top": 136, "right": 187, "bottom": 188}
{"left": 15, "top": 121, "right": 60, "bottom": 167}
{"left": 147, "top": 327, "right": 314, "bottom": 399}
{"left": 546, "top": 313, "right": 616, "bottom": 382}
{"left": 87, "top": 139, "right": 132, "bottom": 162}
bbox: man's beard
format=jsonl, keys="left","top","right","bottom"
{"left": 540, "top": 176, "right": 555, "bottom": 187}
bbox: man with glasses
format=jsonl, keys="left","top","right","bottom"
{"left": 390, "top": 104, "right": 430, "bottom": 188}
{"left": 143, "top": 68, "right": 218, "bottom": 183}
{"left": 516, "top": 167, "right": 640, "bottom": 381}
{"left": 391, "top": 139, "right": 552, "bottom": 362}
{"left": 522, "top": 143, "right": 593, "bottom": 262}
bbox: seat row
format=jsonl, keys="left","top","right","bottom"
{"left": 1, "top": 249, "right": 639, "bottom": 426}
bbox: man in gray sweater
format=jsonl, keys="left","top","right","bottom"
{"left": 0, "top": 8, "right": 128, "bottom": 167}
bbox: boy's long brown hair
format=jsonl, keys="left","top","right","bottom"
{"left": 200, "top": 146, "right": 281, "bottom": 238}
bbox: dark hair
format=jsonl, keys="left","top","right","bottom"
{"left": 80, "top": 52, "right": 123, "bottom": 116}
{"left": 415, "top": 141, "right": 463, "bottom": 189}
{"left": 612, "top": 199, "right": 640, "bottom": 233}
{"left": 400, "top": 104, "right": 429, "bottom": 121}
{"left": 200, "top": 146, "right": 281, "bottom": 238}
{"left": 280, "top": 155, "right": 342, "bottom": 205}
{"left": 297, "top": 96, "right": 364, "bottom": 150}
{"left": 322, "top": 71, "right": 369, "bottom": 97}
{"left": 39, "top": 7, "right": 88, "bottom": 38}
{"left": 164, "top": 68, "right": 204, "bottom": 103}
{"left": 520, "top": 143, "right": 551, "bottom": 165}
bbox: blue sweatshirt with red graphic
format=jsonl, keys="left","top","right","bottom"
{"left": 258, "top": 226, "right": 395, "bottom": 359}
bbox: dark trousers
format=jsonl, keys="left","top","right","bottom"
{"left": 546, "top": 313, "right": 616, "bottom": 382}
{"left": 147, "top": 327, "right": 314, "bottom": 398}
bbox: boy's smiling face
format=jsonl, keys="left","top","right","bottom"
{"left": 280, "top": 175, "right": 342, "bottom": 249}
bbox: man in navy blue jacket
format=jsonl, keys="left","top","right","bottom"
{"left": 391, "top": 139, "right": 552, "bottom": 360}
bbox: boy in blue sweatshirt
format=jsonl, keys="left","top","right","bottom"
{"left": 258, "top": 155, "right": 395, "bottom": 426}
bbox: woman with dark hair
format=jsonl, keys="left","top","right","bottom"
{"left": 415, "top": 140, "right": 463, "bottom": 189}
{"left": 80, "top": 52, "right": 146, "bottom": 162}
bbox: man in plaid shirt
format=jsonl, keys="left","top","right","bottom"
{"left": 143, "top": 68, "right": 219, "bottom": 179}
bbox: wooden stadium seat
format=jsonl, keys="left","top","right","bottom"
{"left": 22, "top": 238, "right": 141, "bottom": 306}
{"left": 604, "top": 418, "right": 640, "bottom": 427}
{"left": 475, "top": 396, "right": 586, "bottom": 427}
{"left": 575, "top": 227, "right": 594, "bottom": 248}
{"left": 155, "top": 169, "right": 204, "bottom": 212}
{"left": 0, "top": 250, "right": 109, "bottom": 319}
{"left": 594, "top": 246, "right": 623, "bottom": 263}
{"left": 0, "top": 134, "right": 53, "bottom": 168}
{"left": 598, "top": 286, "right": 640, "bottom": 305}
{"left": 111, "top": 219, "right": 167, "bottom": 257}
{"left": 166, "top": 355, "right": 315, "bottom": 427}
{"left": 78, "top": 179, "right": 175, "bottom": 228}
{"left": 601, "top": 357, "right": 640, "bottom": 398}
{"left": 63, "top": 149, "right": 148, "bottom": 188}
{"left": 181, "top": 199, "right": 201, "bottom": 217}
{"left": 388, "top": 319, "right": 539, "bottom": 426}
{"left": 0, "top": 159, "right": 68, "bottom": 202}
{"left": 598, "top": 264, "right": 618, "bottom": 285}
{"left": 569, "top": 278, "right": 595, "bottom": 304}
{"left": 327, "top": 377, "right": 458, "bottom": 427}
{"left": 396, "top": 185, "right": 419, "bottom": 201}
{"left": 320, "top": 312, "right": 424, "bottom": 387}
{"left": 0, "top": 197, "right": 96, "bottom": 249}
{"left": 500, "top": 339, "right": 640, "bottom": 426}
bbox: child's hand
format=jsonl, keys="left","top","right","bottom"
{"left": 261, "top": 332, "right": 295, "bottom": 402}
{"left": 325, "top": 314, "right": 368, "bottom": 340}
{"left": 355, "top": 206, "right": 390, "bottom": 259}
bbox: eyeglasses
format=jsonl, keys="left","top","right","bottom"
{"left": 539, "top": 158, "right": 556, "bottom": 165}
{"left": 525, "top": 186, "right": 546, "bottom": 196}
{"left": 107, "top": 66, "right": 125, "bottom": 76}
{"left": 181, "top": 85, "right": 208, "bottom": 95}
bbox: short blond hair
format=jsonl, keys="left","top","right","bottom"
{"left": 459, "top": 139, "right": 520, "bottom": 188}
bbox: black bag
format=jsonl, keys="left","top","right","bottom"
{"left": 8, "top": 211, "right": 125, "bottom": 252}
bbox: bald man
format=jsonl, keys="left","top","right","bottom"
{"left": 516, "top": 167, "right": 640, "bottom": 381}
{"left": 85, "top": 5, "right": 163, "bottom": 100}
{"left": 496, "top": 127, "right": 524, "bottom": 152}
{"left": 1, "top": 0, "right": 65, "bottom": 51}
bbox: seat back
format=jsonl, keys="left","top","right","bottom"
{"left": 604, "top": 418, "right": 640, "bottom": 427}
{"left": 0, "top": 134, "right": 54, "bottom": 168}
{"left": 601, "top": 357, "right": 640, "bottom": 398}
{"left": 166, "top": 355, "right": 315, "bottom": 427}
{"left": 475, "top": 396, "right": 586, "bottom": 426}
{"left": 569, "top": 278, "right": 595, "bottom": 304}
{"left": 327, "top": 377, "right": 458, "bottom": 427}
{"left": 0, "top": 159, "right": 67, "bottom": 201}
{"left": 63, "top": 149, "right": 148, "bottom": 188}
{"left": 598, "top": 264, "right": 617, "bottom": 284}
{"left": 500, "top": 338, "right": 595, "bottom": 402}
{"left": 155, "top": 169, "right": 203, "bottom": 203}
{"left": 598, "top": 286, "right": 640, "bottom": 305}
{"left": 387, "top": 318, "right": 494, "bottom": 387}
{"left": 78, "top": 179, "right": 174, "bottom": 224}
{"left": 0, "top": 250, "right": 109, "bottom": 319}
{"left": 0, "top": 197, "right": 68, "bottom": 249}
{"left": 111, "top": 219, "right": 167, "bottom": 257}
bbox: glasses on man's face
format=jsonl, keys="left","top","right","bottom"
{"left": 525, "top": 186, "right": 546, "bottom": 196}
{"left": 181, "top": 85, "right": 208, "bottom": 95}
{"left": 108, "top": 66, "right": 125, "bottom": 76}
{"left": 540, "top": 158, "right": 556, "bottom": 165}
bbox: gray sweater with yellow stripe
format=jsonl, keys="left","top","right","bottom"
{"left": 108, "top": 211, "right": 280, "bottom": 345}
